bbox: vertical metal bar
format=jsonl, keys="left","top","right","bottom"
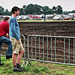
{"left": 39, "top": 37, "right": 40, "bottom": 59}
{"left": 47, "top": 37, "right": 48, "bottom": 60}
{"left": 43, "top": 37, "right": 44, "bottom": 60}
{"left": 31, "top": 37, "right": 33, "bottom": 59}
{"left": 24, "top": 37, "right": 26, "bottom": 62}
{"left": 55, "top": 38, "right": 56, "bottom": 61}
{"left": 27, "top": 38, "right": 29, "bottom": 59}
{"left": 64, "top": 38, "right": 65, "bottom": 63}
{"left": 73, "top": 39, "right": 75, "bottom": 64}
{"left": 35, "top": 36, "right": 36, "bottom": 59}
{"left": 69, "top": 38, "right": 70, "bottom": 63}
{"left": 51, "top": 37, "right": 52, "bottom": 61}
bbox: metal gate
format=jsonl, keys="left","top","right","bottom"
{"left": 22, "top": 35, "right": 75, "bottom": 66}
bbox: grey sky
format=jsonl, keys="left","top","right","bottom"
{"left": 0, "top": 0, "right": 75, "bottom": 11}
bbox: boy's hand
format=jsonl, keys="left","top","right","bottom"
{"left": 6, "top": 33, "right": 9, "bottom": 37}
{"left": 17, "top": 39, "right": 20, "bottom": 41}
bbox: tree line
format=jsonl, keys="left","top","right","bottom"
{"left": 0, "top": 4, "right": 75, "bottom": 15}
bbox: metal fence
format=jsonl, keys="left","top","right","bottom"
{"left": 0, "top": 34, "right": 75, "bottom": 67}
{"left": 23, "top": 35, "right": 75, "bottom": 66}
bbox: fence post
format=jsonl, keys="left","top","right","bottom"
{"left": 55, "top": 38, "right": 56, "bottom": 61}
{"left": 68, "top": 38, "right": 70, "bottom": 63}
{"left": 27, "top": 37, "right": 31, "bottom": 65}
{"left": 64, "top": 38, "right": 65, "bottom": 63}
{"left": 51, "top": 37, "right": 53, "bottom": 61}
{"left": 73, "top": 39, "right": 75, "bottom": 64}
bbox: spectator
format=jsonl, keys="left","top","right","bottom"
{"left": 0, "top": 17, "right": 12, "bottom": 59}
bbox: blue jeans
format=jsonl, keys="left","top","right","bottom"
{"left": 0, "top": 36, "right": 12, "bottom": 56}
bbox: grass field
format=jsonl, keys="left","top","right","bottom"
{"left": 17, "top": 19, "right": 75, "bottom": 22}
{"left": 0, "top": 19, "right": 75, "bottom": 22}
{"left": 0, "top": 57, "right": 75, "bottom": 75}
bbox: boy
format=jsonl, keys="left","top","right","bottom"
{"left": 9, "top": 6, "right": 25, "bottom": 72}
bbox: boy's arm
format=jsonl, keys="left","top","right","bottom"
{"left": 11, "top": 19, "right": 20, "bottom": 40}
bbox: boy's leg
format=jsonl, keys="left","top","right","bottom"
{"left": 15, "top": 39, "right": 25, "bottom": 69}
{"left": 10, "top": 38, "right": 24, "bottom": 71}
{"left": 12, "top": 53, "right": 23, "bottom": 72}
{"left": 16, "top": 39, "right": 25, "bottom": 64}
{"left": 16, "top": 50, "right": 25, "bottom": 64}
{"left": 12, "top": 53, "right": 17, "bottom": 66}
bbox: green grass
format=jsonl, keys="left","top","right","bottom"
{"left": 0, "top": 19, "right": 75, "bottom": 22}
{"left": 0, "top": 57, "right": 75, "bottom": 75}
{"left": 17, "top": 19, "right": 75, "bottom": 22}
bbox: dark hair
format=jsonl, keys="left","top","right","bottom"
{"left": 11, "top": 6, "right": 20, "bottom": 14}
{"left": 4, "top": 17, "right": 9, "bottom": 21}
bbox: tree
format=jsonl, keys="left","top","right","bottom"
{"left": 25, "top": 4, "right": 42, "bottom": 15}
{"left": 34, "top": 4, "right": 42, "bottom": 14}
{"left": 20, "top": 8, "right": 24, "bottom": 15}
{"left": 72, "top": 10, "right": 75, "bottom": 13}
{"left": 42, "top": 6, "right": 52, "bottom": 14}
{"left": 0, "top": 6, "right": 4, "bottom": 15}
{"left": 25, "top": 4, "right": 34, "bottom": 14}
{"left": 57, "top": 5, "right": 63, "bottom": 14}
{"left": 23, "top": 5, "right": 27, "bottom": 14}
{"left": 9, "top": 11, "right": 12, "bottom": 16}
{"left": 0, "top": 4, "right": 65, "bottom": 15}
{"left": 4, "top": 9, "right": 9, "bottom": 15}
{"left": 52, "top": 6, "right": 57, "bottom": 13}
